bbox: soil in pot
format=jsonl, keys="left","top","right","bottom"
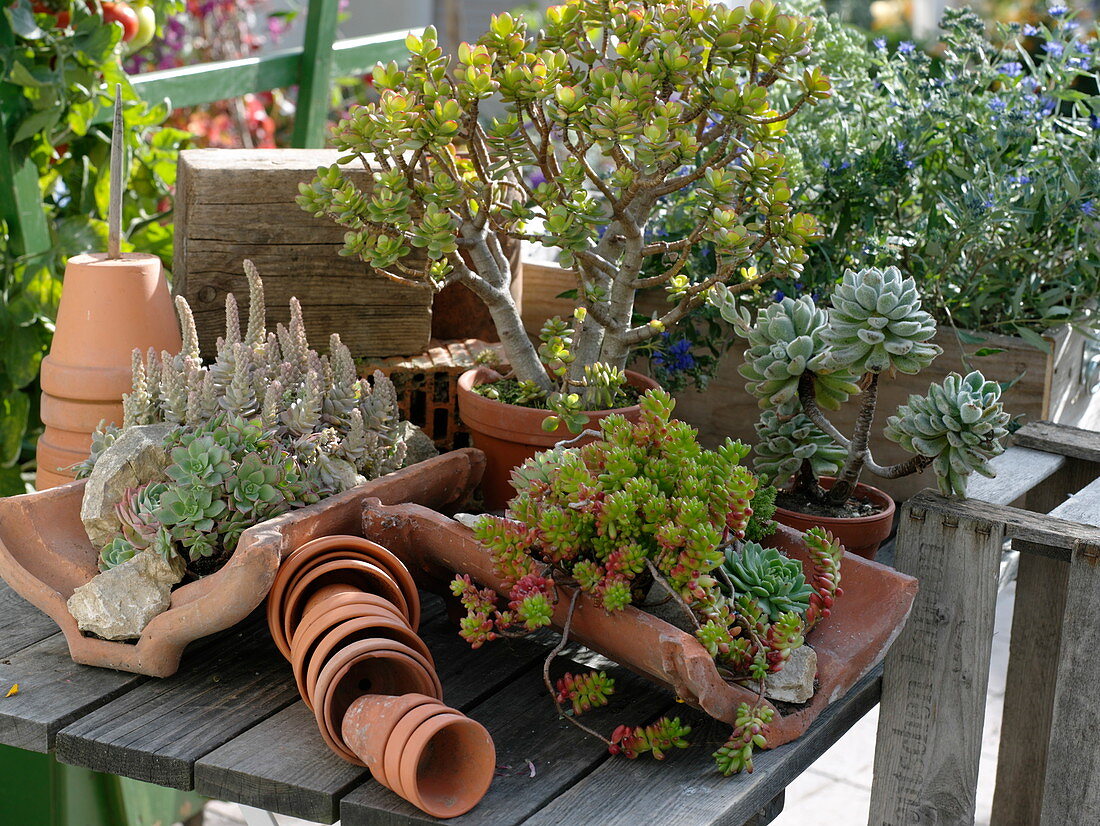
{"left": 772, "top": 477, "right": 896, "bottom": 560}
{"left": 456, "top": 366, "right": 660, "bottom": 511}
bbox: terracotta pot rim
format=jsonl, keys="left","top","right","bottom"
{"left": 342, "top": 693, "right": 442, "bottom": 791}
{"left": 292, "top": 607, "right": 421, "bottom": 708}
{"left": 313, "top": 640, "right": 436, "bottom": 762}
{"left": 774, "top": 477, "right": 896, "bottom": 526}
{"left": 281, "top": 558, "right": 410, "bottom": 651}
{"left": 299, "top": 614, "right": 433, "bottom": 708}
{"left": 400, "top": 713, "right": 494, "bottom": 818}
{"left": 383, "top": 704, "right": 457, "bottom": 802}
{"left": 457, "top": 366, "right": 657, "bottom": 417}
{"left": 66, "top": 251, "right": 163, "bottom": 266}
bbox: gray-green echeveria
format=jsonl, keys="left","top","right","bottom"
{"left": 884, "top": 371, "right": 1010, "bottom": 497}
{"left": 725, "top": 293, "right": 860, "bottom": 415}
{"left": 752, "top": 411, "right": 847, "bottom": 488}
{"left": 720, "top": 542, "right": 813, "bottom": 622}
{"left": 822, "top": 266, "right": 942, "bottom": 375}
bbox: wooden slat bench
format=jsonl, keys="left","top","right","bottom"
{"left": 0, "top": 576, "right": 882, "bottom": 825}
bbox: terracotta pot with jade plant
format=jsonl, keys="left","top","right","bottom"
{"left": 37, "top": 87, "right": 181, "bottom": 490}
{"left": 716, "top": 265, "right": 1012, "bottom": 558}
{"left": 297, "top": 0, "right": 832, "bottom": 508}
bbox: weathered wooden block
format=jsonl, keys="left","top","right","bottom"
{"left": 173, "top": 149, "right": 433, "bottom": 359}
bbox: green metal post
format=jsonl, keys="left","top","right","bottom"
{"left": 292, "top": 0, "right": 341, "bottom": 148}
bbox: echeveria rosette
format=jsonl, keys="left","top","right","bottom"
{"left": 225, "top": 452, "right": 284, "bottom": 515}
{"left": 720, "top": 542, "right": 813, "bottom": 622}
{"left": 752, "top": 411, "right": 847, "bottom": 488}
{"left": 166, "top": 434, "right": 233, "bottom": 486}
{"left": 884, "top": 371, "right": 1010, "bottom": 497}
{"left": 821, "top": 266, "right": 942, "bottom": 376}
{"left": 731, "top": 295, "right": 860, "bottom": 415}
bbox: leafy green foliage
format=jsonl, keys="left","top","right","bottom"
{"left": 300, "top": 0, "right": 828, "bottom": 405}
{"left": 453, "top": 390, "right": 847, "bottom": 774}
{"left": 885, "top": 371, "right": 1011, "bottom": 497}
{"left": 780, "top": 4, "right": 1100, "bottom": 337}
{"left": 743, "top": 484, "right": 777, "bottom": 543}
{"left": 0, "top": 0, "right": 188, "bottom": 494}
{"left": 713, "top": 702, "right": 774, "bottom": 775}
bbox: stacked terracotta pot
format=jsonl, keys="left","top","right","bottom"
{"left": 267, "top": 535, "right": 495, "bottom": 819}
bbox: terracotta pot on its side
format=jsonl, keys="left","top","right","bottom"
{"left": 341, "top": 694, "right": 496, "bottom": 819}
{"left": 37, "top": 253, "right": 180, "bottom": 489}
{"left": 772, "top": 477, "right": 896, "bottom": 560}
{"left": 456, "top": 366, "right": 660, "bottom": 510}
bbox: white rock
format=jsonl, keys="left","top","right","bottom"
{"left": 67, "top": 548, "right": 186, "bottom": 640}
{"left": 80, "top": 423, "right": 177, "bottom": 549}
{"left": 453, "top": 512, "right": 489, "bottom": 531}
{"left": 764, "top": 644, "right": 817, "bottom": 704}
{"left": 397, "top": 421, "right": 439, "bottom": 467}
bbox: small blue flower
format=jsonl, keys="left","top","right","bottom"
{"left": 1039, "top": 96, "right": 1057, "bottom": 116}
{"left": 1000, "top": 61, "right": 1024, "bottom": 76}
{"left": 989, "top": 97, "right": 1008, "bottom": 113}
{"left": 1082, "top": 200, "right": 1097, "bottom": 217}
{"left": 873, "top": 37, "right": 887, "bottom": 50}
{"left": 1048, "top": 4, "right": 1068, "bottom": 17}
{"left": 1090, "top": 113, "right": 1100, "bottom": 130}
{"left": 773, "top": 290, "right": 786, "bottom": 302}
{"left": 839, "top": 160, "right": 851, "bottom": 170}
{"left": 1010, "top": 174, "right": 1033, "bottom": 185}
{"left": 983, "top": 198, "right": 995, "bottom": 210}
{"left": 898, "top": 41, "right": 916, "bottom": 54}
{"left": 1044, "top": 41, "right": 1065, "bottom": 57}
{"left": 905, "top": 160, "right": 915, "bottom": 169}
{"left": 821, "top": 159, "right": 831, "bottom": 170}
{"left": 653, "top": 338, "right": 696, "bottom": 373}
{"left": 1069, "top": 57, "right": 1090, "bottom": 69}
{"left": 1024, "top": 24, "right": 1042, "bottom": 36}
{"left": 1076, "top": 41, "right": 1093, "bottom": 54}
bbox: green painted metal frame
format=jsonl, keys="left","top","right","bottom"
{"left": 6, "top": 0, "right": 410, "bottom": 260}
{"left": 1, "top": 1, "right": 409, "bottom": 821}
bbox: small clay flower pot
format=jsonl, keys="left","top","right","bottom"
{"left": 773, "top": 477, "right": 896, "bottom": 560}
{"left": 381, "top": 703, "right": 458, "bottom": 801}
{"left": 398, "top": 712, "right": 495, "bottom": 818}
{"left": 266, "top": 534, "right": 421, "bottom": 657}
{"left": 456, "top": 366, "right": 660, "bottom": 510}
{"left": 312, "top": 639, "right": 443, "bottom": 763}
{"left": 341, "top": 693, "right": 443, "bottom": 791}
{"left": 294, "top": 612, "right": 433, "bottom": 709}
{"left": 36, "top": 252, "right": 181, "bottom": 489}
{"left": 281, "top": 559, "right": 411, "bottom": 651}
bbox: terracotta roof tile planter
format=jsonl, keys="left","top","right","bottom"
{"left": 359, "top": 499, "right": 918, "bottom": 750}
{"left": 0, "top": 449, "right": 485, "bottom": 677}
{"left": 456, "top": 366, "right": 660, "bottom": 510}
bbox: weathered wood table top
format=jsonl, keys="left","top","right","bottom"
{"left": 0, "top": 578, "right": 881, "bottom": 825}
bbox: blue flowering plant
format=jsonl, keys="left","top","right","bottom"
{"left": 298, "top": 0, "right": 830, "bottom": 427}
{"left": 774, "top": 3, "right": 1100, "bottom": 344}
{"left": 717, "top": 265, "right": 1011, "bottom": 513}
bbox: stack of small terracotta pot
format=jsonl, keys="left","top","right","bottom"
{"left": 267, "top": 535, "right": 496, "bottom": 819}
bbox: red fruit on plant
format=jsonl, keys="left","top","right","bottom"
{"left": 31, "top": 2, "right": 70, "bottom": 27}
{"left": 101, "top": 1, "right": 139, "bottom": 41}
{"left": 125, "top": 3, "right": 155, "bottom": 53}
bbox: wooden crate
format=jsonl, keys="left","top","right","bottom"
{"left": 522, "top": 260, "right": 1100, "bottom": 500}
{"left": 173, "top": 149, "right": 433, "bottom": 360}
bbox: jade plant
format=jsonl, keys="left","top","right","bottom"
{"left": 451, "top": 388, "right": 845, "bottom": 773}
{"left": 298, "top": 0, "right": 830, "bottom": 420}
{"left": 78, "top": 260, "right": 408, "bottom": 574}
{"left": 717, "top": 265, "right": 1011, "bottom": 509}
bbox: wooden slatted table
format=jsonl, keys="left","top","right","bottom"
{"left": 0, "top": 575, "right": 885, "bottom": 826}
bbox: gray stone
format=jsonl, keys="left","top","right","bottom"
{"left": 80, "top": 423, "right": 177, "bottom": 549}
{"left": 67, "top": 548, "right": 186, "bottom": 640}
{"left": 453, "top": 512, "right": 490, "bottom": 531}
{"left": 764, "top": 643, "right": 817, "bottom": 704}
{"left": 397, "top": 421, "right": 439, "bottom": 467}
